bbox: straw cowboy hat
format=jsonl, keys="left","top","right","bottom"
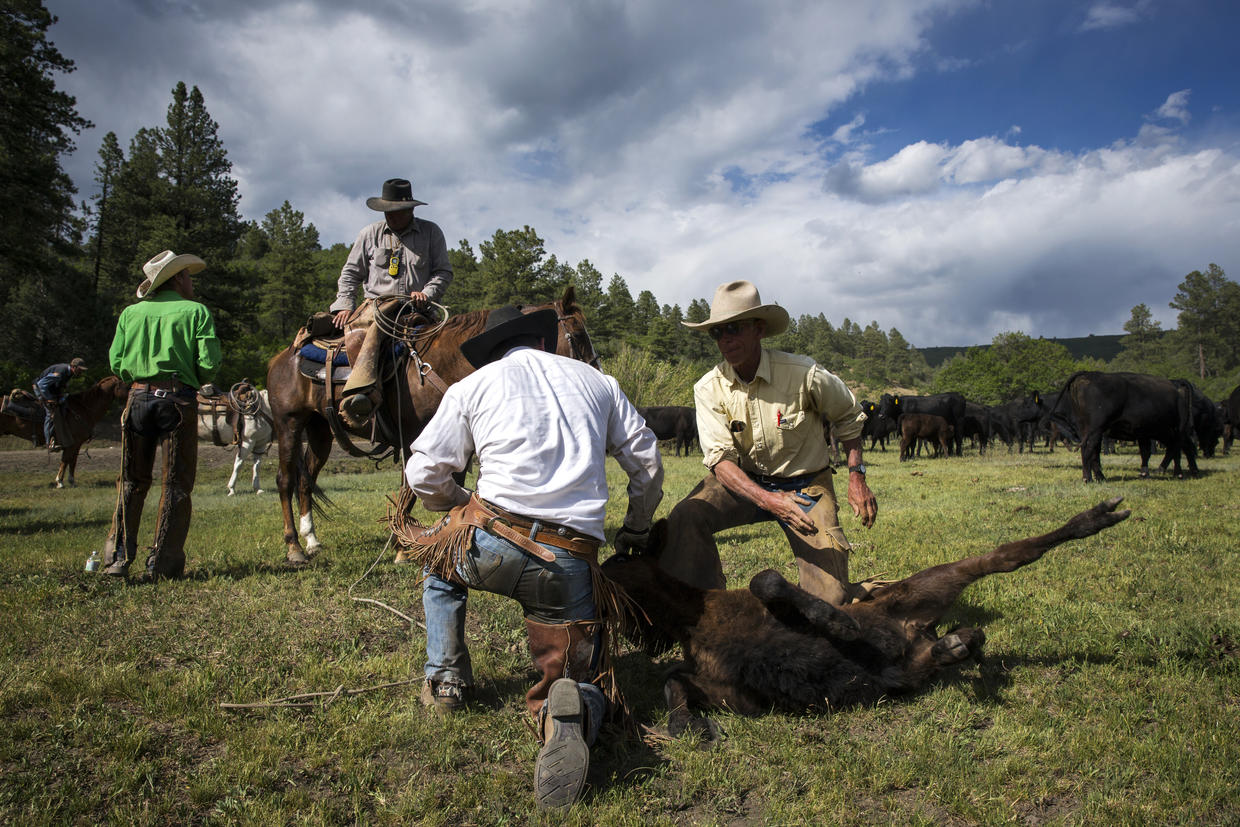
{"left": 460, "top": 306, "right": 559, "bottom": 369}
{"left": 366, "top": 178, "right": 427, "bottom": 212}
{"left": 137, "top": 250, "right": 206, "bottom": 299}
{"left": 682, "top": 280, "right": 789, "bottom": 336}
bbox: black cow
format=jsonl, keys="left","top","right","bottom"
{"left": 601, "top": 499, "right": 1130, "bottom": 737}
{"left": 993, "top": 395, "right": 1041, "bottom": 453}
{"left": 1029, "top": 390, "right": 1080, "bottom": 453}
{"left": 636, "top": 405, "right": 697, "bottom": 457}
{"left": 961, "top": 402, "right": 994, "bottom": 455}
{"left": 1053, "top": 371, "right": 1198, "bottom": 482}
{"left": 1170, "top": 380, "right": 1221, "bottom": 459}
{"left": 859, "top": 400, "right": 897, "bottom": 452}
{"left": 878, "top": 392, "right": 966, "bottom": 456}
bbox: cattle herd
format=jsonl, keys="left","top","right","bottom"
{"left": 850, "top": 372, "right": 1236, "bottom": 482}
{"left": 638, "top": 372, "right": 1236, "bottom": 484}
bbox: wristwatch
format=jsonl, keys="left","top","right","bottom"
{"left": 848, "top": 464, "right": 867, "bottom": 475}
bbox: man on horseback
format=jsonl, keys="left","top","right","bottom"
{"left": 329, "top": 178, "right": 453, "bottom": 429}
{"left": 99, "top": 251, "right": 221, "bottom": 581}
{"left": 397, "top": 306, "right": 663, "bottom": 810}
{"left": 32, "top": 357, "right": 87, "bottom": 449}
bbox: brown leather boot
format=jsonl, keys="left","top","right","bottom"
{"left": 523, "top": 620, "right": 598, "bottom": 718}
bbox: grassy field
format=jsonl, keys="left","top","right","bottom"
{"left": 1, "top": 438, "right": 1237, "bottom": 825}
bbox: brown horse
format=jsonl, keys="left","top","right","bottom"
{"left": 266, "top": 286, "right": 599, "bottom": 563}
{"left": 0, "top": 376, "right": 130, "bottom": 488}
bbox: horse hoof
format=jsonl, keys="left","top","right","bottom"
{"left": 227, "top": 490, "right": 235, "bottom": 497}
{"left": 286, "top": 549, "right": 310, "bottom": 566}
{"left": 255, "top": 489, "right": 264, "bottom": 495}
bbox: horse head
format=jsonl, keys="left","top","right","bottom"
{"left": 552, "top": 284, "right": 600, "bottom": 369}
{"left": 101, "top": 375, "right": 130, "bottom": 399}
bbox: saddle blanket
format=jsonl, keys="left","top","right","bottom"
{"left": 298, "top": 340, "right": 409, "bottom": 366}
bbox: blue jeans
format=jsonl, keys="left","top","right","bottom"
{"left": 422, "top": 527, "right": 605, "bottom": 736}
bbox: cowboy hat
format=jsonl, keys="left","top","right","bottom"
{"left": 136, "top": 250, "right": 206, "bottom": 299}
{"left": 460, "top": 306, "right": 559, "bottom": 369}
{"left": 682, "top": 280, "right": 789, "bottom": 336}
{"left": 69, "top": 357, "right": 86, "bottom": 370}
{"left": 366, "top": 178, "right": 427, "bottom": 212}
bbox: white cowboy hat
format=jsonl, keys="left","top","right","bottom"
{"left": 682, "top": 280, "right": 789, "bottom": 336}
{"left": 137, "top": 250, "right": 206, "bottom": 299}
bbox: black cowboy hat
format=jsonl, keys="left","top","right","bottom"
{"left": 460, "top": 306, "right": 559, "bottom": 369}
{"left": 366, "top": 178, "right": 427, "bottom": 212}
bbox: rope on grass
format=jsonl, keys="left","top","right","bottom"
{"left": 219, "top": 679, "right": 419, "bottom": 711}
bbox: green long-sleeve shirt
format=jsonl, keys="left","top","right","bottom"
{"left": 108, "top": 291, "right": 222, "bottom": 389}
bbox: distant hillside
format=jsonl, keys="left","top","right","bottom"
{"left": 918, "top": 334, "right": 1126, "bottom": 368}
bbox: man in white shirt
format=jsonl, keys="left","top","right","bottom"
{"left": 402, "top": 305, "right": 663, "bottom": 810}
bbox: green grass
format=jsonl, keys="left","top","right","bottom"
{"left": 1, "top": 442, "right": 1238, "bottom": 825}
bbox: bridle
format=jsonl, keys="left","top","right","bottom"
{"left": 556, "top": 309, "right": 601, "bottom": 369}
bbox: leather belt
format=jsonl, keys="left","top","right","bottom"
{"left": 131, "top": 378, "right": 192, "bottom": 398}
{"left": 462, "top": 495, "right": 600, "bottom": 562}
{"left": 751, "top": 470, "right": 823, "bottom": 488}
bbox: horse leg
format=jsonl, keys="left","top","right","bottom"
{"left": 227, "top": 447, "right": 246, "bottom": 496}
{"left": 54, "top": 445, "right": 80, "bottom": 488}
{"left": 251, "top": 450, "right": 264, "bottom": 494}
{"left": 276, "top": 415, "right": 308, "bottom": 561}
{"left": 298, "top": 415, "right": 333, "bottom": 554}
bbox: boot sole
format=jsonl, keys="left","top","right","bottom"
{"left": 535, "top": 679, "right": 589, "bottom": 809}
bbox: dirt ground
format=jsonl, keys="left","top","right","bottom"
{"left": 0, "top": 437, "right": 244, "bottom": 475}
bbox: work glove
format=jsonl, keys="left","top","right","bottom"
{"left": 613, "top": 525, "right": 651, "bottom": 556}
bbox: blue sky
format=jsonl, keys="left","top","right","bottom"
{"left": 43, "top": 0, "right": 1240, "bottom": 348}
{"left": 832, "top": 0, "right": 1240, "bottom": 155}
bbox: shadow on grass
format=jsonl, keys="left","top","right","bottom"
{"left": 4, "top": 516, "right": 111, "bottom": 535}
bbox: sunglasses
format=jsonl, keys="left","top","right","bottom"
{"left": 707, "top": 320, "right": 753, "bottom": 340}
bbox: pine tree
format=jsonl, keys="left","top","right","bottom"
{"left": 258, "top": 201, "right": 321, "bottom": 342}
{"left": 0, "top": 1, "right": 92, "bottom": 385}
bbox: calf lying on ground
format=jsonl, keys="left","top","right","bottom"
{"left": 601, "top": 498, "right": 1130, "bottom": 738}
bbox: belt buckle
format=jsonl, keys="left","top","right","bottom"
{"left": 483, "top": 515, "right": 511, "bottom": 534}
{"left": 528, "top": 519, "right": 542, "bottom": 541}
{"left": 152, "top": 388, "right": 169, "bottom": 398}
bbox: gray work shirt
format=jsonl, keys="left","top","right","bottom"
{"left": 330, "top": 217, "right": 453, "bottom": 313}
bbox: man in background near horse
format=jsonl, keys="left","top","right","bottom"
{"left": 32, "top": 357, "right": 87, "bottom": 449}
{"left": 329, "top": 178, "right": 453, "bottom": 429}
{"left": 398, "top": 306, "right": 663, "bottom": 810}
{"left": 651, "top": 280, "right": 880, "bottom": 607}
{"left": 99, "top": 251, "right": 221, "bottom": 581}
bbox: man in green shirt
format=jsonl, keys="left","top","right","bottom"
{"left": 100, "top": 250, "right": 222, "bottom": 580}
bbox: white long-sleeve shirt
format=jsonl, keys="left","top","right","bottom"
{"left": 405, "top": 347, "right": 663, "bottom": 542}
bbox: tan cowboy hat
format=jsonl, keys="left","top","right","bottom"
{"left": 460, "top": 306, "right": 559, "bottom": 369}
{"left": 137, "top": 250, "right": 206, "bottom": 299}
{"left": 366, "top": 178, "right": 427, "bottom": 212}
{"left": 682, "top": 280, "right": 789, "bottom": 336}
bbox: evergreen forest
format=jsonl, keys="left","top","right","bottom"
{"left": 4, "top": 3, "right": 1239, "bottom": 406}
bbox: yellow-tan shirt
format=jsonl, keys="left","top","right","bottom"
{"left": 694, "top": 348, "right": 866, "bottom": 476}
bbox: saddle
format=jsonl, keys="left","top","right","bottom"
{"left": 2, "top": 390, "right": 40, "bottom": 421}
